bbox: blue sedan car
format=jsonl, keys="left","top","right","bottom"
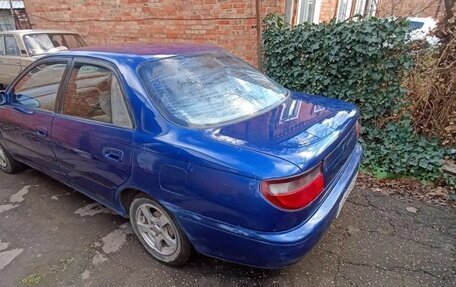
{"left": 0, "top": 43, "right": 362, "bottom": 268}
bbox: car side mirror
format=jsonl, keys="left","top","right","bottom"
{"left": 0, "top": 91, "right": 6, "bottom": 105}
{"left": 16, "top": 94, "right": 40, "bottom": 109}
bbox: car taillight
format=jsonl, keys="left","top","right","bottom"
{"left": 355, "top": 120, "right": 361, "bottom": 139}
{"left": 261, "top": 165, "right": 325, "bottom": 210}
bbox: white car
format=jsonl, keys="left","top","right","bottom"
{"left": 407, "top": 17, "right": 438, "bottom": 45}
{"left": 0, "top": 30, "right": 87, "bottom": 89}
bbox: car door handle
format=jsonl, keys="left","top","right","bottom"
{"left": 103, "top": 148, "right": 124, "bottom": 163}
{"left": 35, "top": 126, "right": 48, "bottom": 137}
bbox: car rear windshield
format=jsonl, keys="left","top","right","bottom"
{"left": 138, "top": 51, "right": 289, "bottom": 128}
{"left": 24, "top": 33, "right": 87, "bottom": 56}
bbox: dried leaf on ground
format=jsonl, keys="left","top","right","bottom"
{"left": 356, "top": 172, "right": 455, "bottom": 207}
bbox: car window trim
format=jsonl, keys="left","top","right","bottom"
{"left": 6, "top": 56, "right": 72, "bottom": 114}
{"left": 76, "top": 35, "right": 87, "bottom": 46}
{"left": 19, "top": 34, "right": 31, "bottom": 57}
{"left": 57, "top": 56, "right": 136, "bottom": 130}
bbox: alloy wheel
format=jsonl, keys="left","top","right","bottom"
{"left": 135, "top": 203, "right": 178, "bottom": 256}
{"left": 0, "top": 146, "right": 7, "bottom": 168}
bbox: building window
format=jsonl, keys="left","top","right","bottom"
{"left": 280, "top": 100, "right": 301, "bottom": 123}
{"left": 0, "top": 15, "right": 13, "bottom": 31}
{"left": 353, "top": 0, "right": 378, "bottom": 17}
{"left": 285, "top": 0, "right": 294, "bottom": 23}
{"left": 286, "top": 0, "right": 322, "bottom": 25}
{"left": 338, "top": 0, "right": 377, "bottom": 21}
{"left": 337, "top": 0, "right": 353, "bottom": 21}
{"left": 354, "top": 0, "right": 367, "bottom": 15}
{"left": 365, "top": 0, "right": 377, "bottom": 17}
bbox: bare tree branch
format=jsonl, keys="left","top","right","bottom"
{"left": 443, "top": 0, "right": 455, "bottom": 22}
{"left": 411, "top": 0, "right": 439, "bottom": 16}
{"left": 378, "top": 0, "right": 438, "bottom": 17}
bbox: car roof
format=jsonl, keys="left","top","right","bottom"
{"left": 407, "top": 17, "right": 435, "bottom": 22}
{"left": 52, "top": 43, "right": 223, "bottom": 66}
{"left": 0, "top": 29, "right": 80, "bottom": 36}
{"left": 34, "top": 43, "right": 222, "bottom": 69}
{"left": 70, "top": 43, "right": 220, "bottom": 57}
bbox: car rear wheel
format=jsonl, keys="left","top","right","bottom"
{"left": 129, "top": 196, "right": 192, "bottom": 266}
{"left": 0, "top": 144, "right": 25, "bottom": 174}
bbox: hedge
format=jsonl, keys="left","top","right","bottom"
{"left": 262, "top": 14, "right": 451, "bottom": 185}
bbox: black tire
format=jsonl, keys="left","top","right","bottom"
{"left": 0, "top": 144, "right": 25, "bottom": 174}
{"left": 129, "top": 195, "right": 192, "bottom": 266}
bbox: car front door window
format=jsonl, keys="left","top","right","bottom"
{"left": 0, "top": 60, "right": 70, "bottom": 184}
{"left": 13, "top": 62, "right": 68, "bottom": 111}
{"left": 62, "top": 63, "right": 132, "bottom": 128}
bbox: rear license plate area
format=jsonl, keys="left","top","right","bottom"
{"left": 336, "top": 172, "right": 357, "bottom": 218}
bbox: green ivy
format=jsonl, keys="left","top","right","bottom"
{"left": 361, "top": 119, "right": 444, "bottom": 182}
{"left": 262, "top": 14, "right": 452, "bottom": 186}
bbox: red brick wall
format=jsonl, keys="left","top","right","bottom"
{"left": 377, "top": 0, "right": 443, "bottom": 18}
{"left": 319, "top": 0, "right": 338, "bottom": 22}
{"left": 23, "top": 0, "right": 285, "bottom": 66}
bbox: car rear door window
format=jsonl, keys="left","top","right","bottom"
{"left": 13, "top": 62, "right": 68, "bottom": 111}
{"left": 58, "top": 34, "right": 85, "bottom": 48}
{"left": 4, "top": 36, "right": 19, "bottom": 56}
{"left": 0, "top": 36, "right": 5, "bottom": 55}
{"left": 62, "top": 63, "right": 132, "bottom": 128}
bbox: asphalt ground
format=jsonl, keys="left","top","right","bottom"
{"left": 1, "top": 169, "right": 455, "bottom": 287}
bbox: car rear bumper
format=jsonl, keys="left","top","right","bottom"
{"left": 167, "top": 143, "right": 363, "bottom": 269}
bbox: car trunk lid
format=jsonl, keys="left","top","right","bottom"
{"left": 202, "top": 92, "right": 359, "bottom": 184}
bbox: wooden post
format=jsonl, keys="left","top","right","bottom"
{"left": 255, "top": 0, "right": 263, "bottom": 71}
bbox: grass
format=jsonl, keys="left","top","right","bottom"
{"left": 20, "top": 273, "right": 44, "bottom": 286}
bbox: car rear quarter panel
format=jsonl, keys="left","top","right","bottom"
{"left": 124, "top": 128, "right": 349, "bottom": 232}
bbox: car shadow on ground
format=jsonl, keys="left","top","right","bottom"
{"left": 1, "top": 168, "right": 284, "bottom": 285}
